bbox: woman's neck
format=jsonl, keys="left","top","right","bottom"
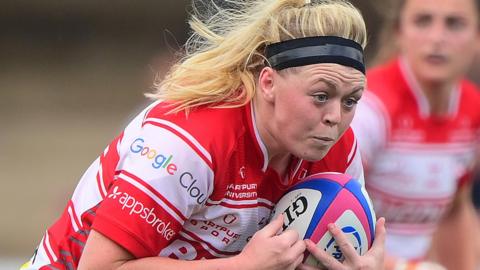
{"left": 401, "top": 57, "right": 458, "bottom": 116}
{"left": 252, "top": 96, "right": 291, "bottom": 178}
{"left": 417, "top": 79, "right": 455, "bottom": 116}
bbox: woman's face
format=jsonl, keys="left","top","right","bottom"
{"left": 258, "top": 63, "right": 365, "bottom": 162}
{"left": 398, "top": 0, "right": 479, "bottom": 84}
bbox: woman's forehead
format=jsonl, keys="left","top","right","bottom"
{"left": 403, "top": 0, "right": 478, "bottom": 18}
{"left": 298, "top": 63, "right": 365, "bottom": 83}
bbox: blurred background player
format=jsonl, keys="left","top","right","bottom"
{"left": 22, "top": 0, "right": 386, "bottom": 269}
{"left": 351, "top": 0, "right": 480, "bottom": 269}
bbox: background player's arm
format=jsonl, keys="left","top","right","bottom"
{"left": 428, "top": 182, "right": 479, "bottom": 270}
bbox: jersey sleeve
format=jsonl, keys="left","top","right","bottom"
{"left": 351, "top": 91, "right": 389, "bottom": 170}
{"left": 92, "top": 119, "right": 214, "bottom": 258}
{"left": 345, "top": 137, "right": 365, "bottom": 186}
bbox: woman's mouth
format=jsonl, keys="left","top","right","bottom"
{"left": 425, "top": 54, "right": 448, "bottom": 65}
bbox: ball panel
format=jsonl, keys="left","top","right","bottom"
{"left": 296, "top": 180, "right": 344, "bottom": 237}
{"left": 270, "top": 172, "right": 377, "bottom": 268}
{"left": 308, "top": 189, "right": 372, "bottom": 251}
{"left": 304, "top": 172, "right": 352, "bottom": 186}
{"left": 271, "top": 188, "right": 323, "bottom": 237}
{"left": 304, "top": 210, "right": 368, "bottom": 267}
{"left": 345, "top": 179, "right": 376, "bottom": 243}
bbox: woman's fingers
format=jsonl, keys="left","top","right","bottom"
{"left": 303, "top": 239, "right": 344, "bottom": 270}
{"left": 326, "top": 223, "right": 359, "bottom": 262}
{"left": 258, "top": 213, "right": 284, "bottom": 238}
{"left": 370, "top": 217, "right": 386, "bottom": 252}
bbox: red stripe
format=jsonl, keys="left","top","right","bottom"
{"left": 346, "top": 140, "right": 357, "bottom": 168}
{"left": 68, "top": 201, "right": 82, "bottom": 229}
{"left": 144, "top": 120, "right": 213, "bottom": 170}
{"left": 175, "top": 234, "right": 218, "bottom": 259}
{"left": 181, "top": 229, "right": 240, "bottom": 256}
{"left": 205, "top": 200, "right": 274, "bottom": 209}
{"left": 366, "top": 183, "right": 452, "bottom": 203}
{"left": 96, "top": 171, "right": 107, "bottom": 198}
{"left": 120, "top": 170, "right": 188, "bottom": 221}
{"left": 42, "top": 232, "right": 55, "bottom": 263}
{"left": 97, "top": 135, "right": 123, "bottom": 198}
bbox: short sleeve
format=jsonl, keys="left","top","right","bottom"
{"left": 92, "top": 121, "right": 214, "bottom": 258}
{"left": 351, "top": 91, "right": 389, "bottom": 169}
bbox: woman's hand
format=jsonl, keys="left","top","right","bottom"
{"left": 234, "top": 214, "right": 306, "bottom": 270}
{"left": 298, "top": 217, "right": 386, "bottom": 270}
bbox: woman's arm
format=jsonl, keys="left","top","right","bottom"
{"left": 78, "top": 214, "right": 306, "bottom": 270}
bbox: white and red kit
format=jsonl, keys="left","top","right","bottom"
{"left": 352, "top": 58, "right": 480, "bottom": 260}
{"left": 26, "top": 100, "right": 364, "bottom": 269}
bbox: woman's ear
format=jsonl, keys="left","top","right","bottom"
{"left": 258, "top": 67, "right": 276, "bottom": 102}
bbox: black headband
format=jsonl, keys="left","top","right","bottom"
{"left": 265, "top": 36, "right": 365, "bottom": 74}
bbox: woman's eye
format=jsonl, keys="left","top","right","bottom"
{"left": 313, "top": 93, "right": 328, "bottom": 103}
{"left": 414, "top": 15, "right": 432, "bottom": 28}
{"left": 446, "top": 17, "right": 466, "bottom": 31}
{"left": 343, "top": 98, "right": 358, "bottom": 108}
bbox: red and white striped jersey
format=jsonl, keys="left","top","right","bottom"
{"left": 27, "top": 101, "right": 363, "bottom": 269}
{"left": 352, "top": 58, "right": 480, "bottom": 259}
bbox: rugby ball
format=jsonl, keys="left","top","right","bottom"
{"left": 271, "top": 172, "right": 376, "bottom": 267}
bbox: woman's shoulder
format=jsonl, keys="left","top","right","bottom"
{"left": 459, "top": 80, "right": 480, "bottom": 122}
{"left": 362, "top": 59, "right": 411, "bottom": 115}
{"left": 142, "top": 101, "right": 247, "bottom": 151}
{"left": 460, "top": 79, "right": 480, "bottom": 99}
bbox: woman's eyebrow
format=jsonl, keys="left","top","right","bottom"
{"left": 350, "top": 87, "right": 364, "bottom": 94}
{"left": 315, "top": 78, "right": 337, "bottom": 89}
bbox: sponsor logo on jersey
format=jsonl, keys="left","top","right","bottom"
{"left": 108, "top": 186, "right": 176, "bottom": 241}
{"left": 225, "top": 183, "right": 258, "bottom": 200}
{"left": 189, "top": 219, "right": 241, "bottom": 245}
{"left": 179, "top": 172, "right": 207, "bottom": 205}
{"left": 130, "top": 138, "right": 178, "bottom": 175}
{"left": 130, "top": 138, "right": 207, "bottom": 205}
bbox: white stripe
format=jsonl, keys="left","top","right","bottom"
{"left": 250, "top": 103, "right": 269, "bottom": 172}
{"left": 291, "top": 159, "right": 304, "bottom": 179}
{"left": 67, "top": 205, "right": 79, "bottom": 232}
{"left": 119, "top": 172, "right": 184, "bottom": 223}
{"left": 97, "top": 165, "right": 108, "bottom": 196}
{"left": 103, "top": 145, "right": 110, "bottom": 156}
{"left": 400, "top": 57, "right": 430, "bottom": 118}
{"left": 117, "top": 138, "right": 122, "bottom": 154}
{"left": 257, "top": 197, "right": 275, "bottom": 206}
{"left": 347, "top": 137, "right": 357, "bottom": 163}
{"left": 44, "top": 231, "right": 57, "bottom": 262}
{"left": 179, "top": 231, "right": 228, "bottom": 258}
{"left": 144, "top": 118, "right": 212, "bottom": 164}
{"left": 448, "top": 85, "right": 461, "bottom": 115}
{"left": 143, "top": 100, "right": 162, "bottom": 123}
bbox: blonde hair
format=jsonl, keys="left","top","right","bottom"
{"left": 149, "top": 0, "right": 367, "bottom": 113}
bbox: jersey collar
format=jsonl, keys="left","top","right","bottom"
{"left": 399, "top": 57, "right": 461, "bottom": 118}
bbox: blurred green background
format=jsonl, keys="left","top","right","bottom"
{"left": 0, "top": 0, "right": 478, "bottom": 266}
